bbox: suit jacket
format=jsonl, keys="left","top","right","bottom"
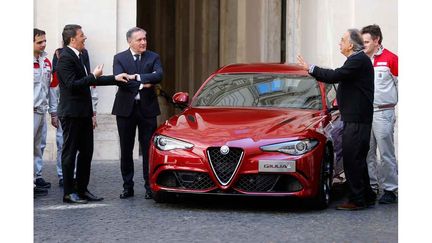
{"left": 57, "top": 46, "right": 118, "bottom": 118}
{"left": 112, "top": 49, "right": 163, "bottom": 117}
{"left": 310, "top": 51, "right": 374, "bottom": 123}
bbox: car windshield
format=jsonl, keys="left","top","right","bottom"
{"left": 192, "top": 73, "right": 322, "bottom": 110}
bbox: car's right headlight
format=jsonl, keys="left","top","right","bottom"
{"left": 154, "top": 135, "right": 194, "bottom": 151}
{"left": 260, "top": 139, "right": 318, "bottom": 155}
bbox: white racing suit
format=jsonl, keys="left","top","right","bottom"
{"left": 366, "top": 46, "right": 398, "bottom": 193}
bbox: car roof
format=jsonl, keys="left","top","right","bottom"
{"left": 215, "top": 63, "right": 309, "bottom": 75}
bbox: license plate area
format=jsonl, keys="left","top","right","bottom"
{"left": 258, "top": 160, "right": 296, "bottom": 172}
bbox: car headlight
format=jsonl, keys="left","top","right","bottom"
{"left": 154, "top": 135, "right": 194, "bottom": 151}
{"left": 260, "top": 139, "right": 318, "bottom": 155}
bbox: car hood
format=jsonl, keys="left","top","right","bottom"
{"left": 159, "top": 107, "right": 324, "bottom": 146}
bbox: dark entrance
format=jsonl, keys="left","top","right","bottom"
{"left": 137, "top": 0, "right": 220, "bottom": 116}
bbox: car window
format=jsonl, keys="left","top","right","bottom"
{"left": 192, "top": 73, "right": 322, "bottom": 110}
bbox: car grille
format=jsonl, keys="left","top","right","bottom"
{"left": 235, "top": 174, "right": 280, "bottom": 192}
{"left": 235, "top": 174, "right": 303, "bottom": 193}
{"left": 176, "top": 171, "right": 215, "bottom": 190}
{"left": 207, "top": 147, "right": 243, "bottom": 185}
{"left": 157, "top": 170, "right": 215, "bottom": 190}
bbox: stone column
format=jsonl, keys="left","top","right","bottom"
{"left": 285, "top": 0, "right": 301, "bottom": 63}
{"left": 219, "top": 0, "right": 281, "bottom": 65}
{"left": 175, "top": 0, "right": 219, "bottom": 96}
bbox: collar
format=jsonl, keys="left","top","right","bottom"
{"left": 33, "top": 51, "right": 48, "bottom": 63}
{"left": 129, "top": 49, "right": 143, "bottom": 57}
{"left": 347, "top": 50, "right": 363, "bottom": 58}
{"left": 67, "top": 45, "right": 81, "bottom": 58}
{"left": 373, "top": 45, "right": 384, "bottom": 57}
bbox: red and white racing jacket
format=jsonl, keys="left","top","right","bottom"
{"left": 34, "top": 51, "right": 56, "bottom": 115}
{"left": 372, "top": 46, "right": 398, "bottom": 109}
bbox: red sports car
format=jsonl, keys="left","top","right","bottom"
{"left": 149, "top": 63, "right": 344, "bottom": 209}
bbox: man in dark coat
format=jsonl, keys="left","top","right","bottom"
{"left": 297, "top": 29, "right": 376, "bottom": 210}
{"left": 57, "top": 24, "right": 131, "bottom": 204}
{"left": 112, "top": 27, "right": 163, "bottom": 200}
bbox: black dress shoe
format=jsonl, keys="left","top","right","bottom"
{"left": 79, "top": 191, "right": 104, "bottom": 201}
{"left": 34, "top": 186, "right": 48, "bottom": 197}
{"left": 379, "top": 190, "right": 397, "bottom": 204}
{"left": 35, "top": 178, "right": 51, "bottom": 189}
{"left": 63, "top": 193, "right": 88, "bottom": 204}
{"left": 144, "top": 191, "right": 153, "bottom": 199}
{"left": 120, "top": 189, "right": 134, "bottom": 199}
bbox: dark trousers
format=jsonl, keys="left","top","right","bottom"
{"left": 60, "top": 117, "right": 94, "bottom": 196}
{"left": 116, "top": 102, "right": 157, "bottom": 192}
{"left": 342, "top": 122, "right": 376, "bottom": 204}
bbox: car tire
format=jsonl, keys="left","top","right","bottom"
{"left": 152, "top": 191, "right": 177, "bottom": 203}
{"left": 310, "top": 146, "right": 333, "bottom": 209}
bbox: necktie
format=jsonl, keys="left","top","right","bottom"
{"left": 79, "top": 53, "right": 84, "bottom": 65}
{"left": 134, "top": 54, "right": 140, "bottom": 72}
{"left": 79, "top": 53, "right": 87, "bottom": 75}
{"left": 134, "top": 54, "right": 141, "bottom": 100}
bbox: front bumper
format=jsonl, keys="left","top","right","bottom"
{"left": 149, "top": 143, "right": 325, "bottom": 198}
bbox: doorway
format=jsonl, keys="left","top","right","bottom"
{"left": 137, "top": 0, "right": 220, "bottom": 117}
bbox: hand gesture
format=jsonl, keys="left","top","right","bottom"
{"left": 297, "top": 55, "right": 309, "bottom": 71}
{"left": 92, "top": 64, "right": 104, "bottom": 78}
{"left": 115, "top": 73, "right": 130, "bottom": 83}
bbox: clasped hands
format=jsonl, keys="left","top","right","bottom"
{"left": 134, "top": 73, "right": 154, "bottom": 88}
{"left": 92, "top": 64, "right": 152, "bottom": 87}
{"left": 91, "top": 64, "right": 134, "bottom": 83}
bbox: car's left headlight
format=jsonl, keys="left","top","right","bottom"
{"left": 154, "top": 135, "right": 194, "bottom": 151}
{"left": 260, "top": 139, "right": 318, "bottom": 155}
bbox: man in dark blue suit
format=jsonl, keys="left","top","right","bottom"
{"left": 57, "top": 24, "right": 131, "bottom": 204}
{"left": 112, "top": 27, "right": 163, "bottom": 199}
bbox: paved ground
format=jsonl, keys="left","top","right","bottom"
{"left": 34, "top": 160, "right": 397, "bottom": 243}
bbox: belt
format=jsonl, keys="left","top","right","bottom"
{"left": 134, "top": 99, "right": 140, "bottom": 104}
{"left": 376, "top": 104, "right": 396, "bottom": 109}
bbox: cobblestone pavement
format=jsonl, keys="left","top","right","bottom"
{"left": 34, "top": 160, "right": 397, "bottom": 243}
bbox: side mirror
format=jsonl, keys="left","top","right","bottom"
{"left": 173, "top": 92, "right": 189, "bottom": 105}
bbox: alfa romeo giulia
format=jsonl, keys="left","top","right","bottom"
{"left": 149, "top": 63, "right": 343, "bottom": 209}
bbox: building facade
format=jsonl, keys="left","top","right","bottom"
{"left": 34, "top": 0, "right": 398, "bottom": 160}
